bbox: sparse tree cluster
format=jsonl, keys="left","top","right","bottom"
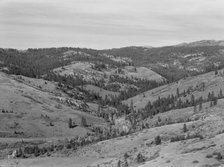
{"left": 1, "top": 109, "right": 13, "bottom": 113}
{"left": 143, "top": 86, "right": 223, "bottom": 119}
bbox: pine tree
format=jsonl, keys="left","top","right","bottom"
{"left": 215, "top": 69, "right": 218, "bottom": 75}
{"left": 97, "top": 105, "right": 101, "bottom": 114}
{"left": 155, "top": 135, "right": 161, "bottom": 145}
{"left": 187, "top": 87, "right": 191, "bottom": 94}
{"left": 157, "top": 116, "right": 162, "bottom": 122}
{"left": 68, "top": 118, "right": 73, "bottom": 128}
{"left": 214, "top": 98, "right": 218, "bottom": 106}
{"left": 136, "top": 153, "right": 145, "bottom": 163}
{"left": 34, "top": 146, "right": 40, "bottom": 157}
{"left": 177, "top": 99, "right": 182, "bottom": 108}
{"left": 124, "top": 152, "right": 129, "bottom": 159}
{"left": 183, "top": 90, "right": 186, "bottom": 97}
{"left": 16, "top": 147, "right": 23, "bottom": 157}
{"left": 117, "top": 160, "right": 121, "bottom": 167}
{"left": 80, "top": 117, "right": 87, "bottom": 127}
{"left": 202, "top": 82, "right": 205, "bottom": 91}
{"left": 219, "top": 89, "right": 223, "bottom": 98}
{"left": 124, "top": 153, "right": 129, "bottom": 167}
{"left": 183, "top": 124, "right": 187, "bottom": 133}
{"left": 208, "top": 92, "right": 211, "bottom": 100}
{"left": 199, "top": 101, "right": 202, "bottom": 111}
{"left": 210, "top": 101, "right": 213, "bottom": 107}
{"left": 124, "top": 159, "right": 128, "bottom": 167}
{"left": 176, "top": 88, "right": 180, "bottom": 97}
{"left": 191, "top": 94, "right": 195, "bottom": 105}
{"left": 211, "top": 91, "right": 215, "bottom": 100}
{"left": 193, "top": 104, "right": 197, "bottom": 112}
{"left": 130, "top": 100, "right": 134, "bottom": 111}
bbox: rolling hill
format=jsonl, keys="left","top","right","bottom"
{"left": 123, "top": 68, "right": 224, "bottom": 110}
{"left": 102, "top": 40, "right": 224, "bottom": 81}
{"left": 2, "top": 95, "right": 224, "bottom": 167}
{"left": 0, "top": 72, "right": 104, "bottom": 138}
{"left": 1, "top": 40, "right": 224, "bottom": 167}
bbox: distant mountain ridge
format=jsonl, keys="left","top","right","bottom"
{"left": 1, "top": 39, "right": 224, "bottom": 83}
{"left": 176, "top": 40, "right": 224, "bottom": 47}
{"left": 102, "top": 40, "right": 224, "bottom": 81}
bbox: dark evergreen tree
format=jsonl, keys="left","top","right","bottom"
{"left": 68, "top": 118, "right": 73, "bottom": 128}
{"left": 157, "top": 116, "right": 161, "bottom": 122}
{"left": 219, "top": 89, "right": 223, "bottom": 98}
{"left": 155, "top": 135, "right": 161, "bottom": 145}
{"left": 130, "top": 100, "right": 134, "bottom": 111}
{"left": 183, "top": 124, "right": 187, "bottom": 133}
{"left": 80, "top": 117, "right": 87, "bottom": 127}
{"left": 208, "top": 92, "right": 211, "bottom": 100}
{"left": 214, "top": 97, "right": 218, "bottom": 106}
{"left": 202, "top": 82, "right": 205, "bottom": 91}
{"left": 176, "top": 88, "right": 180, "bottom": 97}
{"left": 193, "top": 104, "right": 197, "bottom": 113}
{"left": 136, "top": 153, "right": 145, "bottom": 163}
{"left": 211, "top": 91, "right": 215, "bottom": 100}
{"left": 215, "top": 69, "right": 218, "bottom": 75}
{"left": 117, "top": 160, "right": 121, "bottom": 167}
{"left": 124, "top": 159, "right": 128, "bottom": 167}
{"left": 210, "top": 101, "right": 213, "bottom": 107}
{"left": 191, "top": 94, "right": 195, "bottom": 105}
{"left": 199, "top": 101, "right": 203, "bottom": 111}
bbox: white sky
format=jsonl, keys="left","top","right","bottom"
{"left": 0, "top": 0, "right": 224, "bottom": 49}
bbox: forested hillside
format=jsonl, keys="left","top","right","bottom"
{"left": 102, "top": 42, "right": 224, "bottom": 81}
{"left": 2, "top": 41, "right": 224, "bottom": 167}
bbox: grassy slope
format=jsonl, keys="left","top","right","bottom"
{"left": 123, "top": 69, "right": 224, "bottom": 109}
{"left": 0, "top": 72, "right": 104, "bottom": 138}
{"left": 122, "top": 66, "right": 165, "bottom": 82}
{"left": 83, "top": 84, "right": 119, "bottom": 99}
{"left": 2, "top": 99, "right": 224, "bottom": 166}
{"left": 53, "top": 62, "right": 105, "bottom": 81}
{"left": 53, "top": 62, "right": 164, "bottom": 83}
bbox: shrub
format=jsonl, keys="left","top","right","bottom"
{"left": 170, "top": 133, "right": 203, "bottom": 142}
{"left": 124, "top": 159, "right": 128, "bottom": 167}
{"left": 124, "top": 152, "right": 129, "bottom": 159}
{"left": 214, "top": 152, "right": 222, "bottom": 160}
{"left": 66, "top": 144, "right": 72, "bottom": 149}
{"left": 206, "top": 154, "right": 213, "bottom": 158}
{"left": 34, "top": 146, "right": 40, "bottom": 157}
{"left": 155, "top": 135, "right": 161, "bottom": 145}
{"left": 192, "top": 160, "right": 199, "bottom": 164}
{"left": 136, "top": 153, "right": 145, "bottom": 163}
{"left": 16, "top": 147, "right": 24, "bottom": 157}
{"left": 166, "top": 160, "right": 171, "bottom": 163}
{"left": 170, "top": 135, "right": 185, "bottom": 142}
